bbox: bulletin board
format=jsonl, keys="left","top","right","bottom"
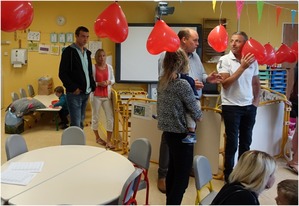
{"left": 115, "top": 23, "right": 202, "bottom": 83}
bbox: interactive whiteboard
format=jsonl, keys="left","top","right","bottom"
{"left": 115, "top": 23, "right": 202, "bottom": 83}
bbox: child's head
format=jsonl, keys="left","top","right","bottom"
{"left": 54, "top": 86, "right": 64, "bottom": 97}
{"left": 275, "top": 179, "right": 298, "bottom": 205}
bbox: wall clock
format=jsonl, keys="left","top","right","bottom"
{"left": 56, "top": 16, "right": 66, "bottom": 26}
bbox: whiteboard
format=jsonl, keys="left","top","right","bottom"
{"left": 115, "top": 23, "right": 202, "bottom": 83}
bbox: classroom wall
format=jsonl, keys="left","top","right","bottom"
{"left": 1, "top": 1, "right": 298, "bottom": 108}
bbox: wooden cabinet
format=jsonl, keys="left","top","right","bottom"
{"left": 202, "top": 18, "right": 226, "bottom": 63}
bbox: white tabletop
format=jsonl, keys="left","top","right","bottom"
{"left": 2, "top": 146, "right": 134, "bottom": 205}
{"left": 34, "top": 94, "right": 61, "bottom": 111}
{"left": 1, "top": 145, "right": 105, "bottom": 201}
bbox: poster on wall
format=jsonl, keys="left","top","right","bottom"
{"left": 38, "top": 44, "right": 50, "bottom": 54}
{"left": 28, "top": 42, "right": 39, "bottom": 52}
{"left": 131, "top": 102, "right": 152, "bottom": 120}
{"left": 50, "top": 45, "right": 60, "bottom": 55}
{"left": 88, "top": 41, "right": 102, "bottom": 58}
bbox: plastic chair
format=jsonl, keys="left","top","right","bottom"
{"left": 11, "top": 92, "right": 19, "bottom": 102}
{"left": 27, "top": 84, "right": 35, "bottom": 97}
{"left": 5, "top": 134, "right": 28, "bottom": 161}
{"left": 118, "top": 168, "right": 143, "bottom": 205}
{"left": 61, "top": 126, "right": 86, "bottom": 145}
{"left": 193, "top": 155, "right": 218, "bottom": 205}
{"left": 128, "top": 138, "right": 151, "bottom": 205}
{"left": 19, "top": 88, "right": 28, "bottom": 98}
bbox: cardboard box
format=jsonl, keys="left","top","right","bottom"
{"left": 38, "top": 76, "right": 53, "bottom": 95}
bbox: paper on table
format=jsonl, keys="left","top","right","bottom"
{"left": 7, "top": 162, "right": 44, "bottom": 173}
{"left": 1, "top": 170, "right": 37, "bottom": 186}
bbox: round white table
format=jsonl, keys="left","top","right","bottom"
{"left": 1, "top": 145, "right": 134, "bottom": 205}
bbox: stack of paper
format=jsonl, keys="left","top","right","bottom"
{"left": 1, "top": 162, "right": 44, "bottom": 186}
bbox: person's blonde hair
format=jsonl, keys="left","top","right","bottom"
{"left": 229, "top": 150, "right": 277, "bottom": 194}
{"left": 158, "top": 48, "right": 189, "bottom": 91}
{"left": 277, "top": 179, "right": 298, "bottom": 205}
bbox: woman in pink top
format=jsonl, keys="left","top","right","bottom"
{"left": 90, "top": 49, "right": 115, "bottom": 149}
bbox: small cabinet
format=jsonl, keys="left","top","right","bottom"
{"left": 259, "top": 67, "right": 287, "bottom": 94}
{"left": 202, "top": 18, "right": 226, "bottom": 63}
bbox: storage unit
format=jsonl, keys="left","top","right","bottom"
{"left": 259, "top": 67, "right": 287, "bottom": 94}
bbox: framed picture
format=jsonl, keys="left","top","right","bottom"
{"left": 50, "top": 33, "right": 58, "bottom": 43}
{"left": 66, "top": 32, "right": 74, "bottom": 43}
{"left": 28, "top": 42, "right": 39, "bottom": 52}
{"left": 50, "top": 45, "right": 60, "bottom": 55}
{"left": 59, "top": 33, "right": 66, "bottom": 43}
{"left": 38, "top": 44, "right": 50, "bottom": 54}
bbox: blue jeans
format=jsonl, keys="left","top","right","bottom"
{"left": 222, "top": 105, "right": 257, "bottom": 181}
{"left": 164, "top": 132, "right": 193, "bottom": 205}
{"left": 66, "top": 92, "right": 89, "bottom": 129}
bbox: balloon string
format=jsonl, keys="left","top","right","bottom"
{"left": 219, "top": 1, "right": 223, "bottom": 24}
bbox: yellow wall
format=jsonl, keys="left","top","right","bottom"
{"left": 1, "top": 1, "right": 298, "bottom": 108}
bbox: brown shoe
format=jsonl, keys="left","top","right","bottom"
{"left": 157, "top": 178, "right": 166, "bottom": 193}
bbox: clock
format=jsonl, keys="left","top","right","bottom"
{"left": 56, "top": 16, "right": 66, "bottom": 26}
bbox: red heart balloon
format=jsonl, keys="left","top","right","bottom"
{"left": 207, "top": 25, "right": 228, "bottom": 52}
{"left": 291, "top": 41, "right": 298, "bottom": 60}
{"left": 94, "top": 2, "right": 128, "bottom": 43}
{"left": 241, "top": 38, "right": 266, "bottom": 63}
{"left": 276, "top": 43, "right": 297, "bottom": 64}
{"left": 259, "top": 43, "right": 276, "bottom": 66}
{"left": 1, "top": 1, "right": 34, "bottom": 32}
{"left": 146, "top": 20, "right": 180, "bottom": 55}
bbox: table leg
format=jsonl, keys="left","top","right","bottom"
{"left": 55, "top": 112, "right": 59, "bottom": 131}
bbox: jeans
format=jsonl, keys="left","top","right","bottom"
{"left": 164, "top": 132, "right": 193, "bottom": 205}
{"left": 158, "top": 133, "right": 169, "bottom": 179}
{"left": 222, "top": 105, "right": 257, "bottom": 181}
{"left": 66, "top": 92, "right": 89, "bottom": 129}
{"left": 58, "top": 108, "right": 69, "bottom": 125}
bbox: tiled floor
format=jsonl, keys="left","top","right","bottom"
{"left": 1, "top": 109, "right": 298, "bottom": 205}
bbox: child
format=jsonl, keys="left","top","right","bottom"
{"left": 275, "top": 179, "right": 298, "bottom": 205}
{"left": 178, "top": 73, "right": 202, "bottom": 143}
{"left": 51, "top": 86, "right": 69, "bottom": 129}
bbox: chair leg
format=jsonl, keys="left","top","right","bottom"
{"left": 145, "top": 177, "right": 150, "bottom": 205}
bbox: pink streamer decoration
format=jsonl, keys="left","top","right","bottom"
{"left": 236, "top": 0, "right": 244, "bottom": 20}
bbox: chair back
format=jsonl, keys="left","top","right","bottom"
{"left": 19, "top": 88, "right": 27, "bottom": 98}
{"left": 5, "top": 134, "right": 28, "bottom": 160}
{"left": 128, "top": 138, "right": 151, "bottom": 169}
{"left": 11, "top": 92, "right": 19, "bottom": 102}
{"left": 193, "top": 155, "right": 218, "bottom": 205}
{"left": 61, "top": 126, "right": 86, "bottom": 145}
{"left": 27, "top": 84, "right": 35, "bottom": 97}
{"left": 118, "top": 168, "right": 143, "bottom": 205}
